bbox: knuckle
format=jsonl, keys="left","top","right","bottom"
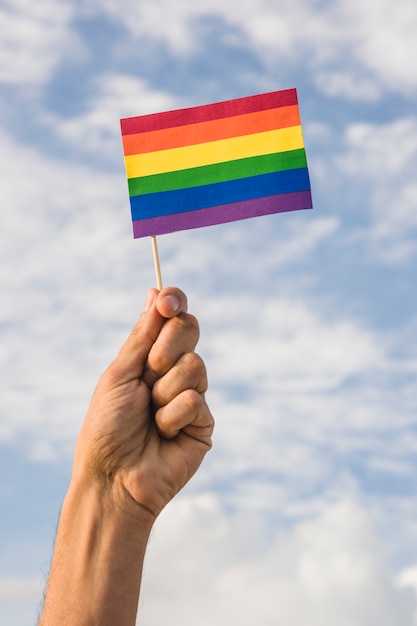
{"left": 176, "top": 313, "right": 200, "bottom": 340}
{"left": 180, "top": 387, "right": 203, "bottom": 412}
{"left": 155, "top": 410, "right": 175, "bottom": 437}
{"left": 185, "top": 391, "right": 212, "bottom": 427}
{"left": 179, "top": 352, "right": 208, "bottom": 391}
{"left": 180, "top": 350, "right": 203, "bottom": 371}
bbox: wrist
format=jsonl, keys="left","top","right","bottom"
{"left": 66, "top": 474, "right": 156, "bottom": 531}
{"left": 70, "top": 450, "right": 159, "bottom": 528}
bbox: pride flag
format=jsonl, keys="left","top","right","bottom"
{"left": 120, "top": 88, "right": 312, "bottom": 238}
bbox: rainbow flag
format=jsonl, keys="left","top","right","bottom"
{"left": 120, "top": 88, "right": 312, "bottom": 238}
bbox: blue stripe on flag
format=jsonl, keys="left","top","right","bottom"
{"left": 129, "top": 168, "right": 311, "bottom": 221}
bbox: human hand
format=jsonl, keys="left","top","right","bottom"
{"left": 72, "top": 287, "right": 214, "bottom": 521}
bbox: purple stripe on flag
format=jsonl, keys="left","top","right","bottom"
{"left": 132, "top": 190, "right": 312, "bottom": 238}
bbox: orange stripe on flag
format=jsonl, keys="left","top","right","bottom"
{"left": 122, "top": 104, "right": 301, "bottom": 156}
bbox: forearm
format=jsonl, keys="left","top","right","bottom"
{"left": 39, "top": 478, "right": 154, "bottom": 626}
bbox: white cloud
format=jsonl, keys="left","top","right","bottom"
{"left": 342, "top": 119, "right": 417, "bottom": 180}
{"left": 399, "top": 566, "right": 417, "bottom": 624}
{"left": 0, "top": 576, "right": 42, "bottom": 602}
{"left": 0, "top": 0, "right": 79, "bottom": 88}
{"left": 193, "top": 282, "right": 385, "bottom": 398}
{"left": 336, "top": 117, "right": 417, "bottom": 262}
{"left": 314, "top": 71, "right": 381, "bottom": 102}
{"left": 140, "top": 495, "right": 416, "bottom": 626}
{"left": 0, "top": 577, "right": 44, "bottom": 626}
{"left": 80, "top": 0, "right": 417, "bottom": 98}
{"left": 307, "top": 0, "right": 417, "bottom": 95}
{"left": 1, "top": 0, "right": 416, "bottom": 106}
{"left": 159, "top": 214, "right": 338, "bottom": 291}
{"left": 81, "top": 0, "right": 254, "bottom": 55}
{"left": 345, "top": 0, "right": 417, "bottom": 93}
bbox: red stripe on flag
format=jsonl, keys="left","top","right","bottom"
{"left": 121, "top": 88, "right": 298, "bottom": 136}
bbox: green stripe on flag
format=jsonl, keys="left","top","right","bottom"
{"left": 128, "top": 148, "right": 307, "bottom": 197}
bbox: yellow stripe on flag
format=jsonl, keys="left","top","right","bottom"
{"left": 124, "top": 125, "right": 304, "bottom": 179}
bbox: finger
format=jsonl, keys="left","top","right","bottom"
{"left": 143, "top": 313, "right": 200, "bottom": 387}
{"left": 104, "top": 287, "right": 188, "bottom": 385}
{"left": 152, "top": 352, "right": 207, "bottom": 409}
{"left": 155, "top": 389, "right": 214, "bottom": 441}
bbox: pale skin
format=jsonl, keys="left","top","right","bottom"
{"left": 38, "top": 287, "right": 214, "bottom": 626}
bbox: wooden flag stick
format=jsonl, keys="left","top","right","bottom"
{"left": 151, "top": 236, "right": 163, "bottom": 290}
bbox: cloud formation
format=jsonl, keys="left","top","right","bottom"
{"left": 141, "top": 495, "right": 416, "bottom": 626}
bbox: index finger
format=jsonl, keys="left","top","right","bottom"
{"left": 143, "top": 313, "right": 200, "bottom": 388}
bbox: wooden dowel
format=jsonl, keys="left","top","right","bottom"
{"left": 151, "top": 236, "right": 163, "bottom": 290}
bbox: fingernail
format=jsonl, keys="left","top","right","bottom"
{"left": 163, "top": 294, "right": 181, "bottom": 314}
{"left": 143, "top": 290, "right": 155, "bottom": 312}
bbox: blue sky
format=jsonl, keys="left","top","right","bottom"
{"left": 1, "top": 0, "right": 417, "bottom": 624}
